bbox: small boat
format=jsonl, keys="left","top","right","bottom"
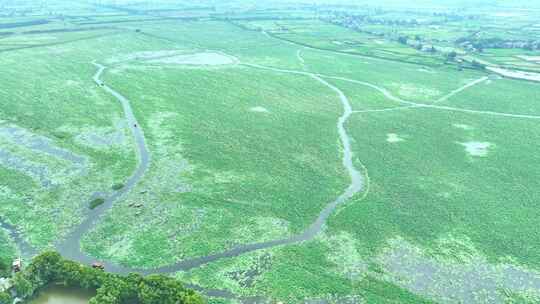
{"left": 91, "top": 262, "right": 105, "bottom": 270}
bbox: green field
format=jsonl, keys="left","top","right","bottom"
{"left": 1, "top": 0, "right": 540, "bottom": 303}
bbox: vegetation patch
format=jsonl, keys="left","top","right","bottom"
{"left": 375, "top": 236, "right": 540, "bottom": 303}
{"left": 2, "top": 1, "right": 540, "bottom": 302}
{"left": 0, "top": 229, "right": 16, "bottom": 278}
{"left": 89, "top": 198, "right": 105, "bottom": 210}
{"left": 395, "top": 83, "right": 441, "bottom": 100}
{"left": 112, "top": 183, "right": 124, "bottom": 191}
{"left": 326, "top": 232, "right": 368, "bottom": 281}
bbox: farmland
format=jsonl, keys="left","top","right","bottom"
{"left": 1, "top": 0, "right": 540, "bottom": 303}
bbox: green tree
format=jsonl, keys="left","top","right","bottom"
{"left": 8, "top": 252, "right": 204, "bottom": 304}
{"left": 12, "top": 274, "right": 33, "bottom": 298}
{"left": 0, "top": 292, "right": 11, "bottom": 304}
{"left": 26, "top": 251, "right": 63, "bottom": 283}
{"left": 0, "top": 259, "right": 9, "bottom": 278}
{"left": 138, "top": 275, "right": 204, "bottom": 304}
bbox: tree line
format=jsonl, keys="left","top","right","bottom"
{"left": 0, "top": 252, "right": 204, "bottom": 304}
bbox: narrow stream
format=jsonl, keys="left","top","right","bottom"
{"left": 56, "top": 62, "right": 151, "bottom": 267}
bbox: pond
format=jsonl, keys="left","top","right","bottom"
{"left": 27, "top": 285, "right": 95, "bottom": 304}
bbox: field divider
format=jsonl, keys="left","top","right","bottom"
{"left": 434, "top": 76, "right": 489, "bottom": 104}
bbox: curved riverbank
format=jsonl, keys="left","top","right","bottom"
{"left": 56, "top": 62, "right": 151, "bottom": 267}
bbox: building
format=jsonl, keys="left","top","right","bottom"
{"left": 12, "top": 259, "right": 21, "bottom": 273}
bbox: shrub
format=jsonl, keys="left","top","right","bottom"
{"left": 0, "top": 292, "right": 10, "bottom": 304}
{"left": 0, "top": 259, "right": 9, "bottom": 278}
{"left": 89, "top": 198, "right": 105, "bottom": 210}
{"left": 112, "top": 183, "right": 124, "bottom": 191}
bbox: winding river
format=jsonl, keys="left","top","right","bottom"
{"left": 4, "top": 59, "right": 540, "bottom": 303}
{"left": 1, "top": 61, "right": 365, "bottom": 301}
{"left": 71, "top": 61, "right": 364, "bottom": 274}
{"left": 56, "top": 62, "right": 151, "bottom": 267}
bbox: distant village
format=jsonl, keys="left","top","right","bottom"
{"left": 324, "top": 11, "right": 540, "bottom": 53}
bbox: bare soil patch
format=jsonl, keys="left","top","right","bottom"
{"left": 386, "top": 133, "right": 404, "bottom": 143}
{"left": 459, "top": 141, "right": 492, "bottom": 157}
{"left": 249, "top": 106, "right": 270, "bottom": 113}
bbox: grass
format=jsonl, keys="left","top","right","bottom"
{"left": 0, "top": 31, "right": 154, "bottom": 247}
{"left": 0, "top": 229, "right": 16, "bottom": 275}
{"left": 180, "top": 99, "right": 537, "bottom": 302}
{"left": 332, "top": 106, "right": 540, "bottom": 269}
{"left": 442, "top": 77, "right": 540, "bottom": 114}
{"left": 81, "top": 62, "right": 349, "bottom": 267}
{"left": 175, "top": 234, "right": 436, "bottom": 303}
{"left": 1, "top": 2, "right": 540, "bottom": 303}
{"left": 326, "top": 78, "right": 402, "bottom": 111}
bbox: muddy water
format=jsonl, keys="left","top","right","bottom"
{"left": 28, "top": 286, "right": 94, "bottom": 304}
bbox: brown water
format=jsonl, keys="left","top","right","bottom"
{"left": 27, "top": 286, "right": 94, "bottom": 304}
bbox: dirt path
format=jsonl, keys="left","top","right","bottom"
{"left": 296, "top": 49, "right": 307, "bottom": 70}
{"left": 296, "top": 49, "right": 305, "bottom": 64}
{"left": 487, "top": 66, "right": 540, "bottom": 83}
{"left": 307, "top": 73, "right": 540, "bottom": 120}
{"left": 435, "top": 76, "right": 489, "bottom": 103}
{"left": 352, "top": 106, "right": 420, "bottom": 113}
